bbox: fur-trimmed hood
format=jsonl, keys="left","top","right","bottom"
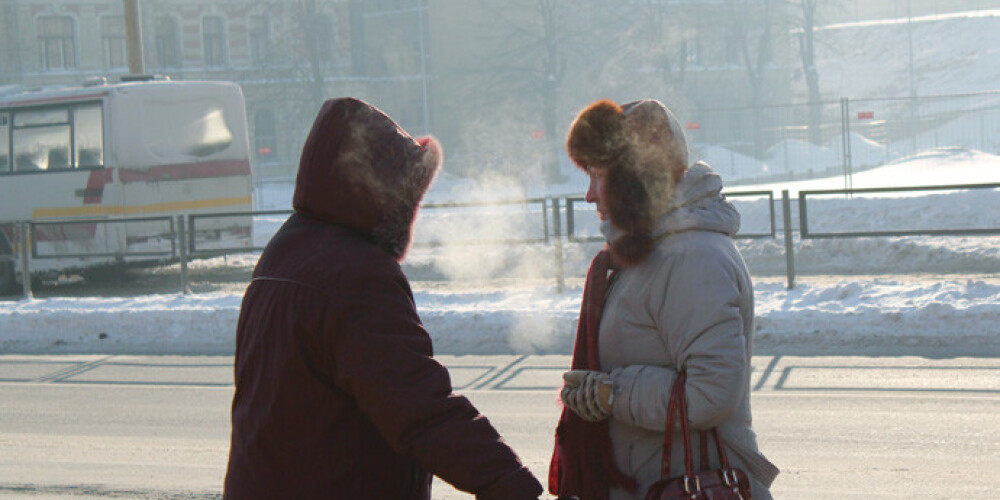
{"left": 566, "top": 98, "right": 697, "bottom": 266}
{"left": 292, "top": 97, "right": 442, "bottom": 260}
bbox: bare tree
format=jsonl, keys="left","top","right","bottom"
{"left": 727, "top": 0, "right": 776, "bottom": 110}
{"left": 723, "top": 0, "right": 784, "bottom": 157}
{"left": 795, "top": 0, "right": 823, "bottom": 144}
{"left": 464, "top": 0, "right": 625, "bottom": 184}
{"left": 253, "top": 1, "right": 344, "bottom": 109}
{"left": 597, "top": 0, "right": 695, "bottom": 114}
{"left": 240, "top": 0, "right": 356, "bottom": 172}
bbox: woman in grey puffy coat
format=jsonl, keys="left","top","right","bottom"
{"left": 550, "top": 99, "right": 779, "bottom": 500}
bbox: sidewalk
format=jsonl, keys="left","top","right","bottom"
{"left": 4, "top": 353, "right": 1000, "bottom": 499}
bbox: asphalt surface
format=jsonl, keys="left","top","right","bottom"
{"left": 2, "top": 353, "right": 999, "bottom": 499}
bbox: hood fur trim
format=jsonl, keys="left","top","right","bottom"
{"left": 292, "top": 97, "right": 442, "bottom": 261}
{"left": 370, "top": 136, "right": 442, "bottom": 259}
{"left": 566, "top": 98, "right": 689, "bottom": 266}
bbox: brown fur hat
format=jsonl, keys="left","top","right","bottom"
{"left": 566, "top": 99, "right": 689, "bottom": 266}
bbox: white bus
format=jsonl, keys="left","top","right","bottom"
{"left": 0, "top": 78, "right": 254, "bottom": 293}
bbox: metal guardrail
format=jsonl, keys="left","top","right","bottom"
{"left": 799, "top": 183, "right": 1000, "bottom": 238}
{"left": 189, "top": 209, "right": 292, "bottom": 254}
{"left": 5, "top": 183, "right": 1000, "bottom": 298}
{"left": 30, "top": 216, "right": 177, "bottom": 259}
{"left": 414, "top": 197, "right": 552, "bottom": 247}
{"left": 727, "top": 190, "right": 777, "bottom": 239}
{"left": 564, "top": 190, "right": 777, "bottom": 242}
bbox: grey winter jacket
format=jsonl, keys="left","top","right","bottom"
{"left": 599, "top": 162, "right": 779, "bottom": 499}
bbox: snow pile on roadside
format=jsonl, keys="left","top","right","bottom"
{"left": 2, "top": 277, "right": 998, "bottom": 355}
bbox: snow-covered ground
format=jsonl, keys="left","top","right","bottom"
{"left": 2, "top": 147, "right": 999, "bottom": 356}
{"left": 816, "top": 9, "right": 1000, "bottom": 99}
{"left": 689, "top": 9, "right": 1000, "bottom": 184}
{"left": 3, "top": 10, "right": 1000, "bottom": 357}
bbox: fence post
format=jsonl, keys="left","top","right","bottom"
{"left": 20, "top": 221, "right": 32, "bottom": 300}
{"left": 781, "top": 190, "right": 796, "bottom": 290}
{"left": 551, "top": 197, "right": 564, "bottom": 293}
{"left": 840, "top": 97, "right": 853, "bottom": 192}
{"left": 176, "top": 215, "right": 191, "bottom": 295}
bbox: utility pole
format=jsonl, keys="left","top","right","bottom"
{"left": 416, "top": 0, "right": 430, "bottom": 135}
{"left": 906, "top": 0, "right": 918, "bottom": 154}
{"left": 123, "top": 0, "right": 146, "bottom": 76}
{"left": 906, "top": 0, "right": 915, "bottom": 98}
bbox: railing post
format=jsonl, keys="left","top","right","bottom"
{"left": 20, "top": 221, "right": 32, "bottom": 300}
{"left": 551, "top": 197, "right": 564, "bottom": 292}
{"left": 541, "top": 199, "right": 550, "bottom": 243}
{"left": 840, "top": 97, "right": 853, "bottom": 192}
{"left": 781, "top": 190, "right": 796, "bottom": 290}
{"left": 176, "top": 215, "right": 191, "bottom": 295}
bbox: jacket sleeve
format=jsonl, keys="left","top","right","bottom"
{"left": 609, "top": 246, "right": 748, "bottom": 432}
{"left": 326, "top": 268, "right": 542, "bottom": 499}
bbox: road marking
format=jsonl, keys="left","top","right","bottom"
{"left": 471, "top": 354, "right": 529, "bottom": 390}
{"left": 32, "top": 355, "right": 116, "bottom": 383}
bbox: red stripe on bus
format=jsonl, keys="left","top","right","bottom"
{"left": 117, "top": 159, "right": 251, "bottom": 183}
{"left": 83, "top": 168, "right": 114, "bottom": 204}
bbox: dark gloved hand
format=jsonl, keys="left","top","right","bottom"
{"left": 560, "top": 370, "right": 613, "bottom": 422}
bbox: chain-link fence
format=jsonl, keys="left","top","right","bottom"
{"left": 687, "top": 90, "right": 1000, "bottom": 189}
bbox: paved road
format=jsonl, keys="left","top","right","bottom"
{"left": 2, "top": 354, "right": 999, "bottom": 499}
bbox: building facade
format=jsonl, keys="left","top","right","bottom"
{"left": 0, "top": 0, "right": 429, "bottom": 180}
{"left": 7, "top": 0, "right": 988, "bottom": 183}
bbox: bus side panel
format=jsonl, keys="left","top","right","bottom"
{"left": 112, "top": 82, "right": 253, "bottom": 255}
{"left": 1, "top": 169, "right": 121, "bottom": 274}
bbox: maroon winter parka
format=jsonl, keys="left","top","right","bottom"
{"left": 223, "top": 98, "right": 542, "bottom": 499}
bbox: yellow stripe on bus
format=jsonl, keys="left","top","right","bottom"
{"left": 31, "top": 196, "right": 253, "bottom": 219}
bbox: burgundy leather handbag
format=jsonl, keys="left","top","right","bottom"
{"left": 644, "top": 372, "right": 752, "bottom": 500}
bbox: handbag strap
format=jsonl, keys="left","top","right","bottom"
{"left": 660, "top": 371, "right": 736, "bottom": 479}
{"left": 661, "top": 372, "right": 695, "bottom": 478}
{"left": 699, "top": 431, "right": 710, "bottom": 471}
{"left": 713, "top": 427, "right": 732, "bottom": 469}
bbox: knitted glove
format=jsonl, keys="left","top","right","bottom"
{"left": 560, "top": 370, "right": 614, "bottom": 422}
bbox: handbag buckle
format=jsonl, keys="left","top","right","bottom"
{"left": 683, "top": 474, "right": 701, "bottom": 496}
{"left": 722, "top": 468, "right": 737, "bottom": 487}
{"left": 722, "top": 469, "right": 745, "bottom": 499}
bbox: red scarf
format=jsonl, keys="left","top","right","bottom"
{"left": 549, "top": 249, "right": 637, "bottom": 499}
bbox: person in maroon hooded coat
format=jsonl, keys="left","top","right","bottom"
{"left": 223, "top": 98, "right": 543, "bottom": 499}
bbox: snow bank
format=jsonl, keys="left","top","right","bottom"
{"left": 3, "top": 277, "right": 999, "bottom": 356}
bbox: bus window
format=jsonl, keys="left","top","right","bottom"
{"left": 75, "top": 104, "right": 103, "bottom": 167}
{"left": 0, "top": 113, "right": 9, "bottom": 173}
{"left": 12, "top": 108, "right": 71, "bottom": 172}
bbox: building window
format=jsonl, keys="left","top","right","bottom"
{"left": 203, "top": 15, "right": 226, "bottom": 67}
{"left": 253, "top": 108, "right": 277, "bottom": 163}
{"left": 155, "top": 17, "right": 180, "bottom": 68}
{"left": 37, "top": 15, "right": 76, "bottom": 70}
{"left": 249, "top": 15, "right": 270, "bottom": 66}
{"left": 101, "top": 16, "right": 127, "bottom": 69}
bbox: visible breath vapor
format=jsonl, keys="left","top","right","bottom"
{"left": 412, "top": 171, "right": 555, "bottom": 283}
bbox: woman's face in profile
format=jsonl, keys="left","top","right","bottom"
{"left": 585, "top": 167, "right": 609, "bottom": 220}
